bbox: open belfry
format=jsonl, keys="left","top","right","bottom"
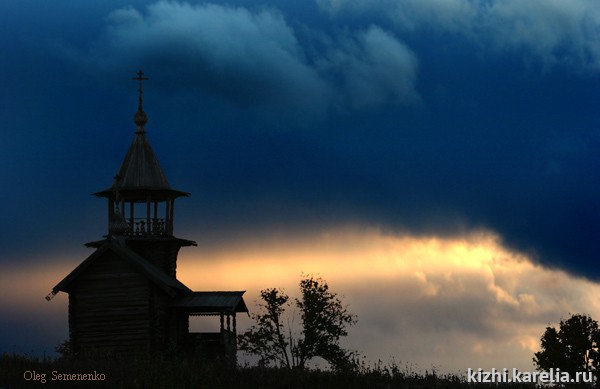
{"left": 49, "top": 71, "right": 248, "bottom": 359}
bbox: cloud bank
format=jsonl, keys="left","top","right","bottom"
{"left": 177, "top": 228, "right": 600, "bottom": 372}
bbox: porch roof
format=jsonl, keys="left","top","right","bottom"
{"left": 172, "top": 291, "right": 248, "bottom": 314}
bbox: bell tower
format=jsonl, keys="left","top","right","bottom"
{"left": 90, "top": 70, "right": 195, "bottom": 276}
{"left": 50, "top": 71, "right": 247, "bottom": 358}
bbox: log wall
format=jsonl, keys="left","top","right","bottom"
{"left": 69, "top": 251, "right": 153, "bottom": 356}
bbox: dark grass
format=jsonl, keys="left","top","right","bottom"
{"left": 0, "top": 353, "right": 540, "bottom": 389}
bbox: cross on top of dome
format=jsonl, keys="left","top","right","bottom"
{"left": 132, "top": 69, "right": 149, "bottom": 131}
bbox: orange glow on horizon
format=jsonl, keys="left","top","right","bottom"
{"left": 5, "top": 227, "right": 600, "bottom": 372}
{"left": 177, "top": 227, "right": 533, "bottom": 293}
{"left": 173, "top": 226, "right": 600, "bottom": 372}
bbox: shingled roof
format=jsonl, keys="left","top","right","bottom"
{"left": 120, "top": 131, "right": 170, "bottom": 189}
{"left": 94, "top": 127, "right": 189, "bottom": 199}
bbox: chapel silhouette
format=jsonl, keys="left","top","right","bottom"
{"left": 49, "top": 71, "right": 247, "bottom": 359}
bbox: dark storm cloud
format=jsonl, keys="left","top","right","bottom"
{"left": 309, "top": 0, "right": 600, "bottom": 278}
{"left": 178, "top": 51, "right": 600, "bottom": 282}
{"left": 75, "top": 1, "right": 419, "bottom": 117}
{"left": 1, "top": 0, "right": 600, "bottom": 284}
{"left": 317, "top": 0, "right": 600, "bottom": 71}
{"left": 317, "top": 26, "right": 420, "bottom": 109}
{"left": 97, "top": 2, "right": 330, "bottom": 114}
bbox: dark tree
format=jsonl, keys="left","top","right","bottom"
{"left": 534, "top": 313, "right": 600, "bottom": 381}
{"left": 238, "top": 276, "right": 357, "bottom": 371}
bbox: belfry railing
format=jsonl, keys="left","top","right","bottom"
{"left": 126, "top": 218, "right": 167, "bottom": 236}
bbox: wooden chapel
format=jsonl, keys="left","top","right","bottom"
{"left": 48, "top": 71, "right": 248, "bottom": 359}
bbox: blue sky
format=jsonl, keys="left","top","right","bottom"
{"left": 2, "top": 0, "right": 600, "bottom": 373}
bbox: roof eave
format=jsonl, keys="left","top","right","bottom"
{"left": 93, "top": 188, "right": 190, "bottom": 199}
